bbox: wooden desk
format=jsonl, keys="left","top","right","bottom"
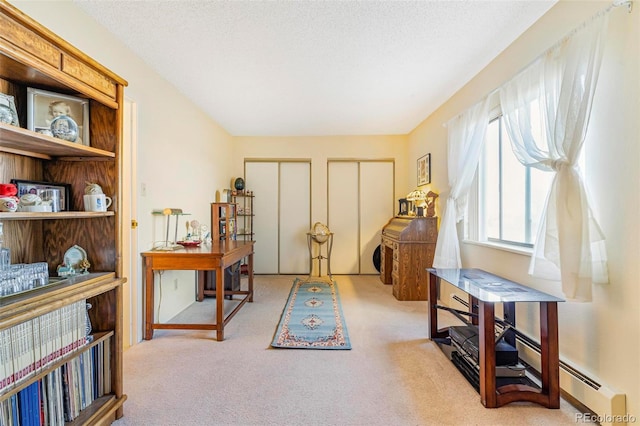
{"left": 142, "top": 241, "right": 254, "bottom": 341}
{"left": 380, "top": 216, "right": 437, "bottom": 300}
{"left": 426, "top": 268, "right": 564, "bottom": 408}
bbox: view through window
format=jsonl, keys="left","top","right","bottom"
{"left": 477, "top": 110, "right": 553, "bottom": 248}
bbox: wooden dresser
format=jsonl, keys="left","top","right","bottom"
{"left": 380, "top": 216, "right": 438, "bottom": 301}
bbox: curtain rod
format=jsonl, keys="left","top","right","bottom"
{"left": 613, "top": 0, "right": 633, "bottom": 13}
{"left": 443, "top": 0, "right": 632, "bottom": 127}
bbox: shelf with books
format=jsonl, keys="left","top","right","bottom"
{"left": 211, "top": 202, "right": 237, "bottom": 243}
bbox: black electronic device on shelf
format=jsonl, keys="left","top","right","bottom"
{"left": 449, "top": 325, "right": 519, "bottom": 367}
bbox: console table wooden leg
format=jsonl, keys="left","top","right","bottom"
{"left": 479, "top": 301, "right": 497, "bottom": 408}
{"left": 144, "top": 259, "right": 154, "bottom": 340}
{"left": 248, "top": 252, "right": 254, "bottom": 302}
{"left": 427, "top": 273, "right": 439, "bottom": 339}
{"left": 215, "top": 267, "right": 224, "bottom": 341}
{"left": 470, "top": 296, "right": 479, "bottom": 326}
{"left": 540, "top": 301, "right": 560, "bottom": 408}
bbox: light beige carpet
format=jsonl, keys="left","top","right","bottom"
{"left": 113, "top": 275, "right": 581, "bottom": 426}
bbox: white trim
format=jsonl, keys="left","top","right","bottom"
{"left": 463, "top": 239, "right": 532, "bottom": 257}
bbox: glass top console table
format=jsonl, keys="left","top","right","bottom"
{"left": 426, "top": 268, "right": 564, "bottom": 409}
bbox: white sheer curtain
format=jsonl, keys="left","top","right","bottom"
{"left": 433, "top": 97, "right": 490, "bottom": 269}
{"left": 499, "top": 11, "right": 610, "bottom": 301}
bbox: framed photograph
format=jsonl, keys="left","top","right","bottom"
{"left": 417, "top": 153, "right": 431, "bottom": 186}
{"left": 0, "top": 92, "right": 19, "bottom": 127}
{"left": 398, "top": 198, "right": 409, "bottom": 216}
{"left": 26, "top": 88, "right": 89, "bottom": 146}
{"left": 10, "top": 179, "right": 71, "bottom": 211}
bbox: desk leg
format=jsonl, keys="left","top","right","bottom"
{"left": 144, "top": 259, "right": 155, "bottom": 340}
{"left": 248, "top": 252, "right": 254, "bottom": 303}
{"left": 215, "top": 267, "right": 224, "bottom": 341}
{"left": 540, "top": 302, "right": 560, "bottom": 408}
{"left": 196, "top": 270, "right": 205, "bottom": 302}
{"left": 479, "top": 301, "right": 497, "bottom": 408}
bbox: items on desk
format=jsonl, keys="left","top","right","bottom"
{"left": 152, "top": 208, "right": 206, "bottom": 250}
{"left": 152, "top": 208, "right": 185, "bottom": 251}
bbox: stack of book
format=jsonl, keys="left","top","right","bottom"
{"left": 0, "top": 340, "right": 111, "bottom": 425}
{"left": 0, "top": 300, "right": 88, "bottom": 393}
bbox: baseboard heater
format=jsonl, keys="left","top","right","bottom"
{"left": 446, "top": 294, "right": 626, "bottom": 425}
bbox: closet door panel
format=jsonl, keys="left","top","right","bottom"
{"left": 328, "top": 162, "right": 359, "bottom": 274}
{"left": 279, "top": 162, "right": 311, "bottom": 274}
{"left": 246, "top": 162, "right": 278, "bottom": 274}
{"left": 360, "top": 162, "right": 394, "bottom": 274}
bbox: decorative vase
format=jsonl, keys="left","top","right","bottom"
{"left": 234, "top": 177, "right": 245, "bottom": 191}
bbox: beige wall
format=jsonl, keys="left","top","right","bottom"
{"left": 233, "top": 135, "right": 409, "bottom": 223}
{"left": 408, "top": 0, "right": 640, "bottom": 417}
{"left": 10, "top": 1, "right": 236, "bottom": 326}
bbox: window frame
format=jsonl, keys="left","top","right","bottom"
{"left": 465, "top": 106, "right": 541, "bottom": 254}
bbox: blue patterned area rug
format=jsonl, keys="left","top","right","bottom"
{"left": 271, "top": 278, "right": 351, "bottom": 349}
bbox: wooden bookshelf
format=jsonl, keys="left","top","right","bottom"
{"left": 211, "top": 202, "right": 237, "bottom": 243}
{"left": 0, "top": 1, "right": 128, "bottom": 423}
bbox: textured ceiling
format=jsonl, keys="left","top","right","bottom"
{"left": 73, "top": 0, "right": 556, "bottom": 136}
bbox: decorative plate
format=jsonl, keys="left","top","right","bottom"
{"left": 177, "top": 240, "right": 201, "bottom": 247}
{"left": 64, "top": 244, "right": 87, "bottom": 270}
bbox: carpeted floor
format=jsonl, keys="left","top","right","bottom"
{"left": 113, "top": 275, "right": 582, "bottom": 426}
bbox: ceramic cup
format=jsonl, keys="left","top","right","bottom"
{"left": 84, "top": 194, "right": 112, "bottom": 212}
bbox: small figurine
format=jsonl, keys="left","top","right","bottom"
{"left": 425, "top": 191, "right": 439, "bottom": 218}
{"left": 78, "top": 258, "right": 91, "bottom": 274}
{"left": 57, "top": 263, "right": 75, "bottom": 277}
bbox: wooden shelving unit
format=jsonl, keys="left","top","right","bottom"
{"left": 0, "top": 1, "right": 128, "bottom": 423}
{"left": 211, "top": 202, "right": 237, "bottom": 243}
{"left": 231, "top": 192, "right": 254, "bottom": 275}
{"left": 231, "top": 192, "right": 254, "bottom": 242}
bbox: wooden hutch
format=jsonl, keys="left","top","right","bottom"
{"left": 380, "top": 216, "right": 438, "bottom": 301}
{"left": 0, "top": 1, "right": 128, "bottom": 423}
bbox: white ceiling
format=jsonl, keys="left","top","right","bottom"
{"left": 73, "top": 0, "right": 556, "bottom": 136}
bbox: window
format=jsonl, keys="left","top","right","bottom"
{"left": 473, "top": 110, "right": 553, "bottom": 249}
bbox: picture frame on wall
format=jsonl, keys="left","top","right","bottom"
{"left": 0, "top": 92, "right": 19, "bottom": 127}
{"left": 26, "top": 87, "right": 90, "bottom": 146}
{"left": 417, "top": 153, "right": 431, "bottom": 186}
{"left": 10, "top": 179, "right": 72, "bottom": 211}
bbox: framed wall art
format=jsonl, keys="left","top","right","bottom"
{"left": 26, "top": 87, "right": 90, "bottom": 145}
{"left": 417, "top": 153, "right": 431, "bottom": 186}
{"left": 10, "top": 179, "right": 71, "bottom": 211}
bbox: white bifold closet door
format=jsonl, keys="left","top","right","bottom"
{"left": 245, "top": 161, "right": 311, "bottom": 274}
{"left": 328, "top": 161, "right": 394, "bottom": 274}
